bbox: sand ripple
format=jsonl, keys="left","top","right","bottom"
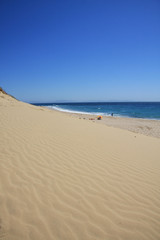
{"left": 0, "top": 95, "right": 160, "bottom": 239}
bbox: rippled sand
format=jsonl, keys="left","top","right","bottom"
{"left": 0, "top": 92, "right": 160, "bottom": 240}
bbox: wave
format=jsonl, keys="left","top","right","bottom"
{"left": 33, "top": 102, "right": 160, "bottom": 120}
{"left": 45, "top": 106, "right": 159, "bottom": 120}
{"left": 45, "top": 105, "right": 112, "bottom": 116}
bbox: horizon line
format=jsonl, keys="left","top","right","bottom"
{"left": 29, "top": 100, "right": 160, "bottom": 104}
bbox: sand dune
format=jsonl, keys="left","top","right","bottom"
{"left": 0, "top": 92, "right": 160, "bottom": 240}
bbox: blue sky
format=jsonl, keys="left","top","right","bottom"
{"left": 0, "top": 0, "right": 160, "bottom": 102}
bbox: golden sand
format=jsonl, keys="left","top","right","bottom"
{"left": 62, "top": 112, "right": 160, "bottom": 139}
{"left": 0, "top": 92, "right": 160, "bottom": 240}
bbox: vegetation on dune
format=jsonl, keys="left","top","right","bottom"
{"left": 0, "top": 87, "right": 17, "bottom": 99}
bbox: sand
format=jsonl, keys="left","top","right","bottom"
{"left": 61, "top": 112, "right": 160, "bottom": 139}
{"left": 0, "top": 92, "right": 160, "bottom": 240}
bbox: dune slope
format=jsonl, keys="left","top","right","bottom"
{"left": 0, "top": 92, "right": 160, "bottom": 240}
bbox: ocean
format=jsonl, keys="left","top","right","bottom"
{"left": 33, "top": 102, "right": 160, "bottom": 120}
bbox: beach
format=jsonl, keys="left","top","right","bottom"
{"left": 58, "top": 111, "right": 160, "bottom": 139}
{"left": 0, "top": 91, "right": 160, "bottom": 240}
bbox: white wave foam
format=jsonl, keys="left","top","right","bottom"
{"left": 43, "top": 105, "right": 160, "bottom": 120}
{"left": 45, "top": 105, "right": 112, "bottom": 116}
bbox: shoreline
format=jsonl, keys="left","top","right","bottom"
{"left": 44, "top": 107, "right": 160, "bottom": 139}
{"left": 45, "top": 105, "right": 160, "bottom": 121}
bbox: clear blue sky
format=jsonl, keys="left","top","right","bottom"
{"left": 0, "top": 0, "right": 160, "bottom": 102}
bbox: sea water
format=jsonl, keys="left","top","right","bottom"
{"left": 33, "top": 102, "right": 160, "bottom": 120}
